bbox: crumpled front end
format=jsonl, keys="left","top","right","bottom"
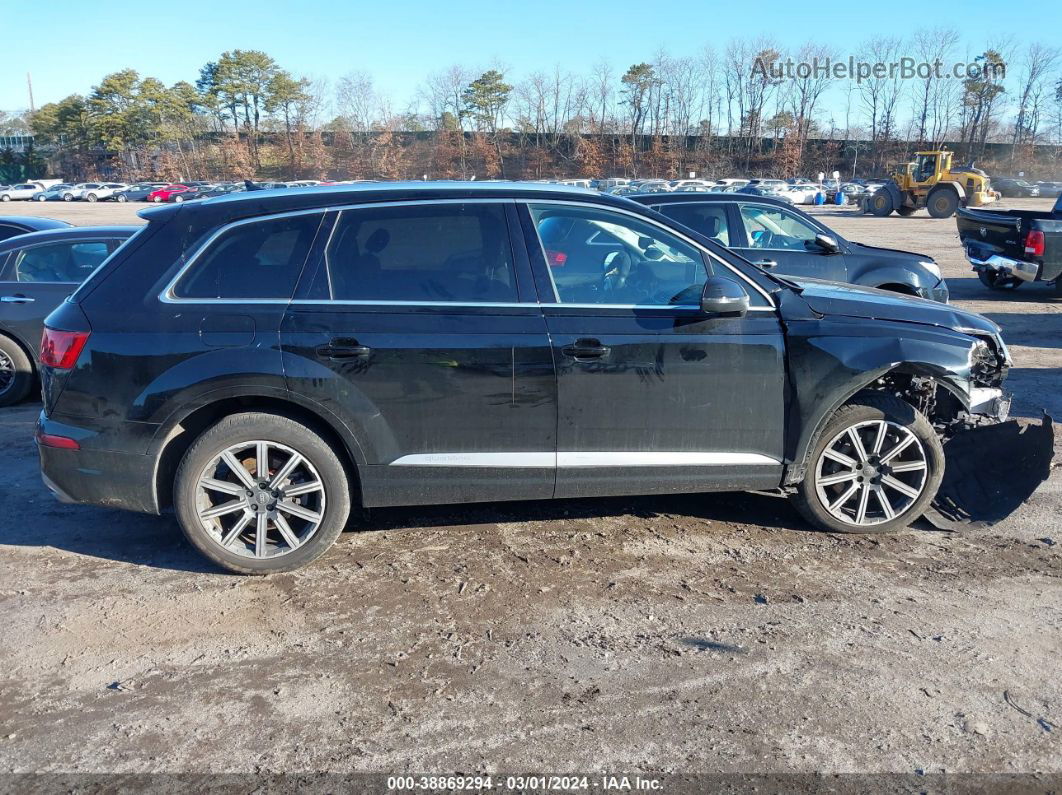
{"left": 925, "top": 332, "right": 1055, "bottom": 527}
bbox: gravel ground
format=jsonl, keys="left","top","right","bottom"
{"left": 0, "top": 197, "right": 1059, "bottom": 777}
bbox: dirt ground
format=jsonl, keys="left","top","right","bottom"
{"left": 0, "top": 197, "right": 1059, "bottom": 777}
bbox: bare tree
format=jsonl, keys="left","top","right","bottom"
{"left": 1012, "top": 42, "right": 1061, "bottom": 146}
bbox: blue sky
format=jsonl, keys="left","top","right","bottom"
{"left": 4, "top": 0, "right": 1059, "bottom": 119}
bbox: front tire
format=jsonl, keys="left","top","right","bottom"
{"left": 791, "top": 395, "right": 943, "bottom": 534}
{"left": 0, "top": 335, "right": 34, "bottom": 407}
{"left": 174, "top": 412, "right": 351, "bottom": 574}
{"left": 869, "top": 189, "right": 894, "bottom": 217}
{"left": 173, "top": 195, "right": 184, "bottom": 203}
{"left": 86, "top": 193, "right": 98, "bottom": 202}
{"left": 926, "top": 187, "right": 959, "bottom": 218}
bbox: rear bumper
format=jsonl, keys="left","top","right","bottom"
{"left": 966, "top": 251, "right": 1040, "bottom": 282}
{"left": 36, "top": 413, "right": 160, "bottom": 514}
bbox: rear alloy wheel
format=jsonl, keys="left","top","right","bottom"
{"left": 86, "top": 193, "right": 98, "bottom": 202}
{"left": 116, "top": 194, "right": 128, "bottom": 202}
{"left": 174, "top": 412, "right": 351, "bottom": 574}
{"left": 36, "top": 195, "right": 47, "bottom": 202}
{"left": 977, "top": 270, "right": 1023, "bottom": 290}
{"left": 63, "top": 194, "right": 74, "bottom": 201}
{"left": 791, "top": 395, "right": 943, "bottom": 533}
{"left": 0, "top": 336, "right": 34, "bottom": 407}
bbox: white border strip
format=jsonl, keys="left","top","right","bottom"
{"left": 389, "top": 451, "right": 778, "bottom": 468}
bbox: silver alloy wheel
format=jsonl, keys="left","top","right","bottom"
{"left": 194, "top": 440, "right": 326, "bottom": 559}
{"left": 0, "top": 349, "right": 13, "bottom": 395}
{"left": 814, "top": 419, "right": 928, "bottom": 527}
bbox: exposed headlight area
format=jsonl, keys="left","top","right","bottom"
{"left": 968, "top": 336, "right": 1008, "bottom": 388}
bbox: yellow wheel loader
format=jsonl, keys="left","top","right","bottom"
{"left": 864, "top": 150, "right": 1000, "bottom": 219}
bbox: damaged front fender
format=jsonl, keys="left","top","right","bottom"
{"left": 782, "top": 316, "right": 985, "bottom": 482}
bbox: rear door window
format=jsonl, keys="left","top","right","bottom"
{"left": 657, "top": 203, "right": 731, "bottom": 246}
{"left": 14, "top": 240, "right": 113, "bottom": 283}
{"left": 0, "top": 224, "right": 25, "bottom": 243}
{"left": 321, "top": 203, "right": 517, "bottom": 303}
{"left": 175, "top": 213, "right": 323, "bottom": 299}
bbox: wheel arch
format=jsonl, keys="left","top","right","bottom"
{"left": 785, "top": 363, "right": 968, "bottom": 486}
{"left": 0, "top": 329, "right": 38, "bottom": 378}
{"left": 151, "top": 392, "right": 366, "bottom": 512}
{"left": 932, "top": 180, "right": 966, "bottom": 200}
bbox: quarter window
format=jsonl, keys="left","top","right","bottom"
{"left": 529, "top": 204, "right": 708, "bottom": 306}
{"left": 175, "top": 213, "right": 322, "bottom": 299}
{"left": 322, "top": 203, "right": 517, "bottom": 303}
{"left": 738, "top": 204, "right": 821, "bottom": 251}
{"left": 14, "top": 241, "right": 113, "bottom": 283}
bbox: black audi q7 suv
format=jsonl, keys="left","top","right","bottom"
{"left": 37, "top": 183, "right": 1011, "bottom": 574}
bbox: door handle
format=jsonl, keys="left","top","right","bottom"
{"left": 0, "top": 295, "right": 34, "bottom": 303}
{"left": 754, "top": 260, "right": 778, "bottom": 269}
{"left": 316, "top": 339, "right": 371, "bottom": 359}
{"left": 562, "top": 339, "right": 611, "bottom": 360}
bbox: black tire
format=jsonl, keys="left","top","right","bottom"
{"left": 926, "top": 187, "right": 959, "bottom": 218}
{"left": 869, "top": 189, "right": 894, "bottom": 217}
{"left": 977, "top": 270, "right": 1023, "bottom": 290}
{"left": 173, "top": 412, "right": 352, "bottom": 574}
{"left": 790, "top": 395, "right": 944, "bottom": 534}
{"left": 0, "top": 335, "right": 35, "bottom": 407}
{"left": 895, "top": 206, "right": 917, "bottom": 216}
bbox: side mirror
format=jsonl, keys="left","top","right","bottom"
{"left": 814, "top": 233, "right": 840, "bottom": 254}
{"left": 700, "top": 276, "right": 749, "bottom": 318}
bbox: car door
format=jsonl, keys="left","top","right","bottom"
{"left": 281, "top": 200, "right": 556, "bottom": 508}
{"left": 519, "top": 200, "right": 786, "bottom": 499}
{"left": 0, "top": 238, "right": 121, "bottom": 356}
{"left": 729, "top": 202, "right": 847, "bottom": 282}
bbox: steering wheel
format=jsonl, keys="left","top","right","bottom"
{"left": 754, "top": 229, "right": 777, "bottom": 249}
{"left": 602, "top": 250, "right": 633, "bottom": 292}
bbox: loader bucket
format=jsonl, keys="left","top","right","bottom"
{"left": 925, "top": 414, "right": 1055, "bottom": 529}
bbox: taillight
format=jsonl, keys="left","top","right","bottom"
{"left": 35, "top": 430, "right": 80, "bottom": 450}
{"left": 39, "top": 328, "right": 90, "bottom": 369}
{"left": 546, "top": 249, "right": 568, "bottom": 267}
{"left": 1024, "top": 229, "right": 1045, "bottom": 258}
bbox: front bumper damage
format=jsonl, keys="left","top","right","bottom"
{"left": 927, "top": 412, "right": 1055, "bottom": 529}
